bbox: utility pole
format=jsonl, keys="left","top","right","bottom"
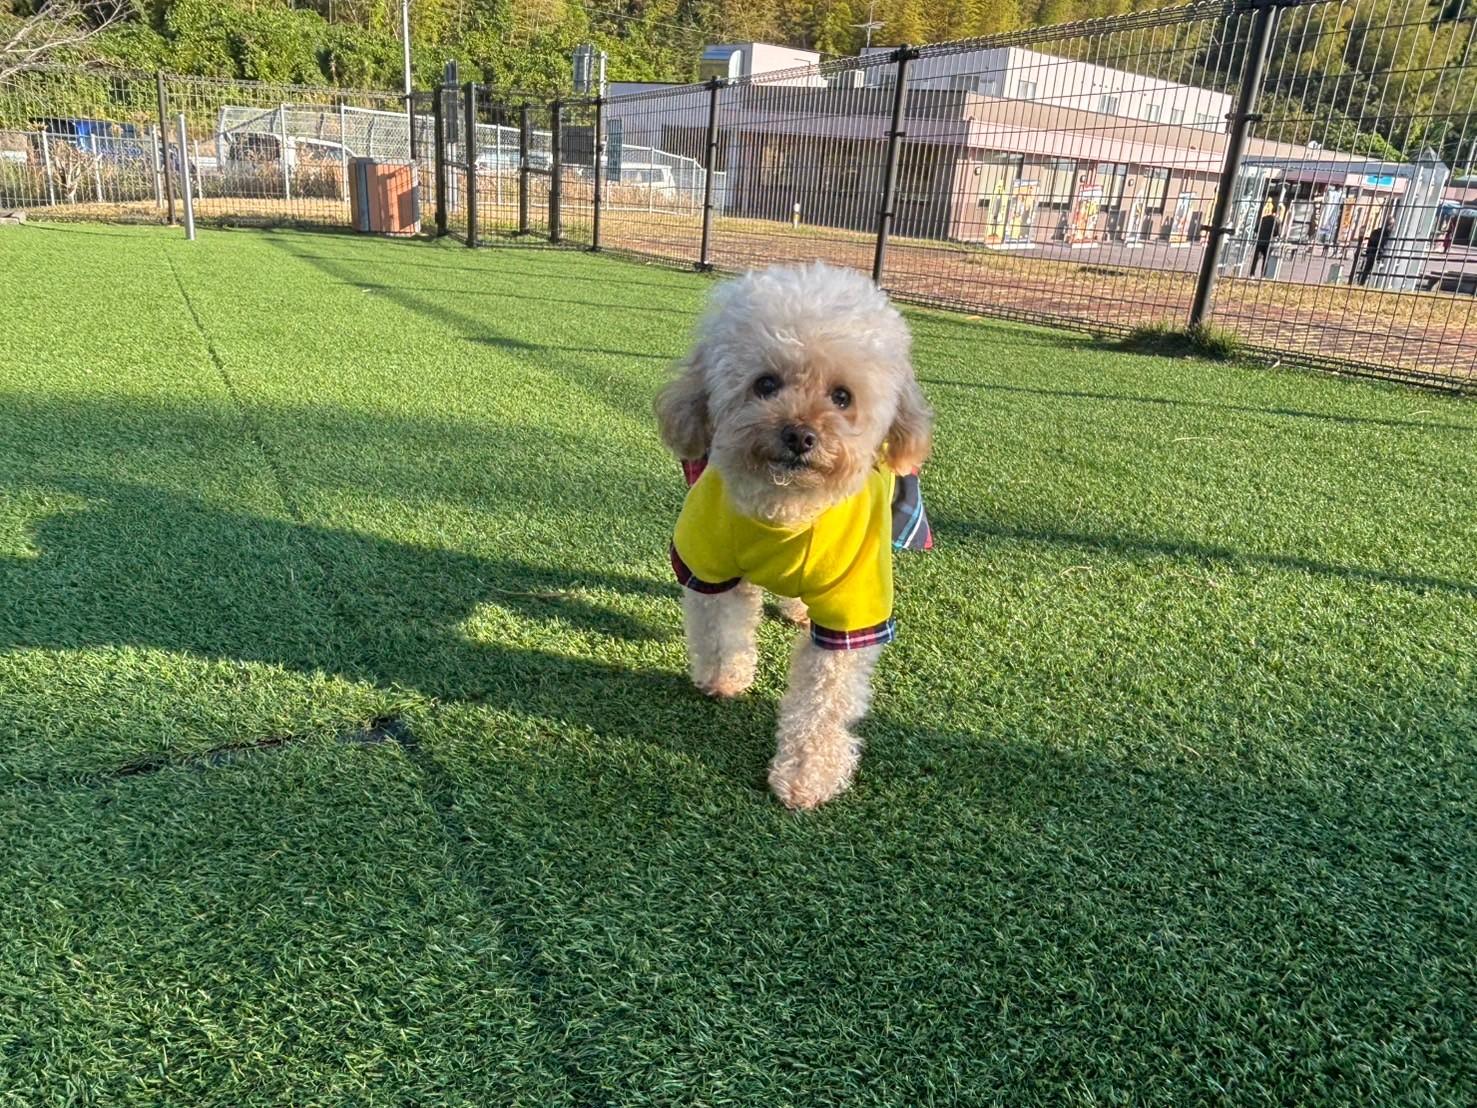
{"left": 853, "top": 0, "right": 883, "bottom": 48}
{"left": 401, "top": 0, "right": 413, "bottom": 148}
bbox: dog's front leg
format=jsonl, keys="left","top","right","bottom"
{"left": 682, "top": 582, "right": 762, "bottom": 698}
{"left": 769, "top": 637, "right": 881, "bottom": 810}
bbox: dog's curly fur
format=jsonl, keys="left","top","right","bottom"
{"left": 655, "top": 263, "right": 933, "bottom": 810}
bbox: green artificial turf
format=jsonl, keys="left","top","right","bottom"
{"left": 1, "top": 222, "right": 1474, "bottom": 1106}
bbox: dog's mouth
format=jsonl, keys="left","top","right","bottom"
{"left": 765, "top": 454, "right": 820, "bottom": 485}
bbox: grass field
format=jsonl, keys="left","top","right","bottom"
{"left": 28, "top": 191, "right": 1475, "bottom": 386}
{"left": 1, "top": 222, "right": 1475, "bottom": 1106}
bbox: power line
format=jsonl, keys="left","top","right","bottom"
{"left": 852, "top": 0, "right": 884, "bottom": 48}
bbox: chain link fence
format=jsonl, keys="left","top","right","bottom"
{"left": 0, "top": 66, "right": 419, "bottom": 228}
{"left": 2, "top": 0, "right": 1473, "bottom": 390}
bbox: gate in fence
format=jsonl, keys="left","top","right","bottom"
{"left": 3, "top": 0, "right": 1474, "bottom": 390}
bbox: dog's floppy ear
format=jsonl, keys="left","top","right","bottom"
{"left": 886, "top": 374, "right": 934, "bottom": 474}
{"left": 654, "top": 347, "right": 712, "bottom": 460}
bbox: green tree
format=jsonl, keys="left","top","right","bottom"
{"left": 813, "top": 0, "right": 858, "bottom": 55}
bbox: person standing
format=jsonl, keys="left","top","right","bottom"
{"left": 1356, "top": 222, "right": 1388, "bottom": 286}
{"left": 1249, "top": 204, "right": 1281, "bottom": 277}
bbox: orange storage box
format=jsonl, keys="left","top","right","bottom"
{"left": 349, "top": 159, "right": 421, "bottom": 236}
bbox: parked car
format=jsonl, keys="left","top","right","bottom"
{"left": 613, "top": 162, "right": 676, "bottom": 194}
{"left": 222, "top": 131, "right": 348, "bottom": 171}
{"left": 31, "top": 117, "right": 149, "bottom": 163}
{"left": 474, "top": 149, "right": 553, "bottom": 173}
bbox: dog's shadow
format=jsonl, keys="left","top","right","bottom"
{"left": 1, "top": 470, "right": 788, "bottom": 787}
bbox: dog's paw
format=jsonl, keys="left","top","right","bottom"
{"left": 693, "top": 655, "right": 756, "bottom": 699}
{"left": 696, "top": 671, "right": 753, "bottom": 699}
{"left": 768, "top": 743, "right": 858, "bottom": 810}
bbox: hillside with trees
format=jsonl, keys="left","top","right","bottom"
{"left": 7, "top": 2, "right": 1171, "bottom": 90}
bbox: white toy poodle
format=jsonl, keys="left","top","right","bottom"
{"left": 655, "top": 262, "right": 934, "bottom": 810}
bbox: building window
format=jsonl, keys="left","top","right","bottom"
{"left": 1017, "top": 80, "right": 1037, "bottom": 99}
{"left": 949, "top": 75, "right": 998, "bottom": 96}
{"left": 1143, "top": 166, "right": 1171, "bottom": 213}
{"left": 1037, "top": 159, "right": 1077, "bottom": 210}
{"left": 1098, "top": 93, "right": 1121, "bottom": 115}
{"left": 1096, "top": 162, "right": 1129, "bottom": 209}
{"left": 1143, "top": 104, "right": 1162, "bottom": 123}
{"left": 1170, "top": 108, "right": 1184, "bottom": 125}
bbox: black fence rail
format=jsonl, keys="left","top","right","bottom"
{"left": 4, "top": 0, "right": 1474, "bottom": 391}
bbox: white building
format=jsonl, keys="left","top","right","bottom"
{"left": 699, "top": 43, "right": 825, "bottom": 85}
{"left": 606, "top": 43, "right": 826, "bottom": 103}
{"left": 861, "top": 46, "right": 1231, "bottom": 131}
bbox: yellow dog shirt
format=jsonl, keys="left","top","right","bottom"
{"left": 671, "top": 463, "right": 926, "bottom": 650}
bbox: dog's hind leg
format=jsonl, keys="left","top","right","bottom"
{"left": 682, "top": 582, "right": 762, "bottom": 698}
{"left": 769, "top": 638, "right": 881, "bottom": 810}
{"left": 771, "top": 594, "right": 810, "bottom": 626}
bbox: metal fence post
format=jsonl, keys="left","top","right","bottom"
{"left": 697, "top": 77, "right": 722, "bottom": 271}
{"left": 873, "top": 45, "right": 917, "bottom": 286}
{"left": 39, "top": 129, "right": 56, "bottom": 206}
{"left": 1189, "top": 0, "right": 1281, "bottom": 331}
{"left": 432, "top": 86, "right": 448, "bottom": 236}
{"left": 338, "top": 100, "right": 349, "bottom": 202}
{"left": 155, "top": 72, "right": 175, "bottom": 223}
{"left": 176, "top": 113, "right": 196, "bottom": 240}
{"left": 90, "top": 134, "right": 103, "bottom": 202}
{"left": 591, "top": 95, "right": 603, "bottom": 251}
{"left": 150, "top": 127, "right": 162, "bottom": 207}
{"left": 278, "top": 104, "right": 292, "bottom": 202}
{"left": 495, "top": 120, "right": 504, "bottom": 208}
{"left": 463, "top": 82, "right": 479, "bottom": 247}
{"left": 518, "top": 104, "right": 530, "bottom": 235}
{"left": 549, "top": 99, "right": 563, "bottom": 244}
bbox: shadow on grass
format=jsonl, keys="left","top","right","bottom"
{"left": 261, "top": 234, "right": 681, "bottom": 425}
{"left": 268, "top": 244, "right": 702, "bottom": 292}
{"left": 4, "top": 386, "right": 1473, "bottom": 1099}
{"left": 19, "top": 222, "right": 167, "bottom": 240}
{"left": 471, "top": 335, "right": 673, "bottom": 361}
{"left": 338, "top": 281, "right": 695, "bottom": 317}
{"left": 1, "top": 472, "right": 783, "bottom": 788}
{"left": 938, "top": 515, "right": 1477, "bottom": 599}
{"left": 920, "top": 377, "right": 1476, "bottom": 433}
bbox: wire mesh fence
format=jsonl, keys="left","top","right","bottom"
{"left": 3, "top": 0, "right": 1474, "bottom": 390}
{"left": 478, "top": 0, "right": 1476, "bottom": 391}
{"left": 1205, "top": 0, "right": 1477, "bottom": 384}
{"left": 0, "top": 66, "right": 419, "bottom": 229}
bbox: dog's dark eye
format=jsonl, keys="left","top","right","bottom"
{"left": 753, "top": 374, "right": 781, "bottom": 398}
{"left": 830, "top": 386, "right": 852, "bottom": 409}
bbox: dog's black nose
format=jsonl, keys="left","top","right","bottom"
{"left": 781, "top": 424, "right": 818, "bottom": 455}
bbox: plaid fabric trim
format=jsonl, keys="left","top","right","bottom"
{"left": 670, "top": 543, "right": 740, "bottom": 595}
{"left": 892, "top": 469, "right": 934, "bottom": 551}
{"left": 811, "top": 619, "right": 897, "bottom": 651}
{"left": 681, "top": 457, "right": 709, "bottom": 487}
